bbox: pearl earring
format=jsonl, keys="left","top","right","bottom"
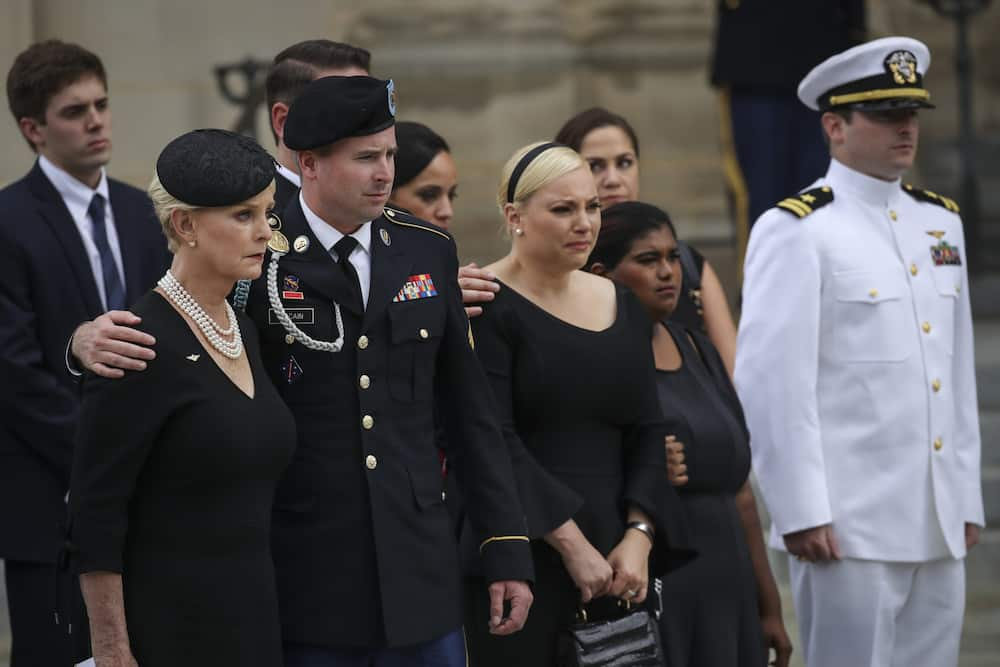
{"left": 188, "top": 240, "right": 197, "bottom": 248}
{"left": 514, "top": 228, "right": 524, "bottom": 236}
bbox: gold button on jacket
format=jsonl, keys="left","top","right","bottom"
{"left": 362, "top": 415, "right": 374, "bottom": 430}
{"left": 358, "top": 335, "right": 369, "bottom": 350}
{"left": 365, "top": 454, "right": 377, "bottom": 470}
{"left": 359, "top": 374, "right": 371, "bottom": 390}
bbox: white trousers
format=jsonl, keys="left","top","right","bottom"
{"left": 789, "top": 556, "right": 965, "bottom": 667}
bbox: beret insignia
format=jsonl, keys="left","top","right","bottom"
{"left": 902, "top": 184, "right": 960, "bottom": 213}
{"left": 775, "top": 186, "right": 834, "bottom": 219}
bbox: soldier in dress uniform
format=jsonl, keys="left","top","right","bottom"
{"left": 734, "top": 36, "right": 984, "bottom": 667}
{"left": 245, "top": 75, "right": 533, "bottom": 666}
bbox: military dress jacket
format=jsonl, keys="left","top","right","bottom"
{"left": 0, "top": 162, "right": 169, "bottom": 563}
{"left": 243, "top": 199, "right": 532, "bottom": 648}
{"left": 734, "top": 158, "right": 984, "bottom": 562}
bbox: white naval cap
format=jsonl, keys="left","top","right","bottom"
{"left": 797, "top": 36, "right": 934, "bottom": 112}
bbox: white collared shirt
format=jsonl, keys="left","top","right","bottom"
{"left": 299, "top": 192, "right": 372, "bottom": 308}
{"left": 38, "top": 155, "right": 125, "bottom": 310}
{"left": 276, "top": 162, "right": 301, "bottom": 188}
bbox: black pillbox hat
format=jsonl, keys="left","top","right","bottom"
{"left": 284, "top": 75, "right": 396, "bottom": 151}
{"left": 156, "top": 129, "right": 276, "bottom": 206}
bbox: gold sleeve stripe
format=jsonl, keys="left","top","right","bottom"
{"left": 479, "top": 535, "right": 529, "bottom": 552}
{"left": 777, "top": 199, "right": 812, "bottom": 217}
{"left": 829, "top": 88, "right": 930, "bottom": 107}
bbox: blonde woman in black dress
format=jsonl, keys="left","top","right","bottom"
{"left": 462, "top": 142, "right": 692, "bottom": 666}
{"left": 69, "top": 130, "right": 296, "bottom": 667}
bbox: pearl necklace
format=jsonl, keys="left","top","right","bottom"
{"left": 158, "top": 270, "right": 243, "bottom": 359}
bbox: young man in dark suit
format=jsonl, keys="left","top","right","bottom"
{"left": 0, "top": 40, "right": 169, "bottom": 666}
{"left": 264, "top": 40, "right": 371, "bottom": 213}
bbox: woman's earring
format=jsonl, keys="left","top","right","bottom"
{"left": 188, "top": 240, "right": 197, "bottom": 248}
{"left": 514, "top": 228, "right": 524, "bottom": 236}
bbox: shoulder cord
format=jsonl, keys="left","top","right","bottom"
{"left": 232, "top": 279, "right": 252, "bottom": 311}
{"left": 265, "top": 250, "right": 345, "bottom": 352}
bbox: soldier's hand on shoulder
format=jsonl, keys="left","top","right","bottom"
{"left": 459, "top": 262, "right": 499, "bottom": 318}
{"left": 72, "top": 311, "right": 156, "bottom": 378}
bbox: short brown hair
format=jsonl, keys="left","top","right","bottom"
{"left": 7, "top": 40, "right": 107, "bottom": 149}
{"left": 554, "top": 107, "right": 640, "bottom": 157}
{"left": 265, "top": 40, "right": 371, "bottom": 143}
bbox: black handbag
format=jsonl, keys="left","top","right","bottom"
{"left": 557, "top": 579, "right": 665, "bottom": 667}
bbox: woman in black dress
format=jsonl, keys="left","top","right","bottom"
{"left": 555, "top": 107, "right": 739, "bottom": 375}
{"left": 69, "top": 130, "right": 296, "bottom": 667}
{"left": 587, "top": 201, "right": 792, "bottom": 667}
{"left": 462, "top": 142, "right": 692, "bottom": 666}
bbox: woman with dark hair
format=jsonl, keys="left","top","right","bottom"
{"left": 555, "top": 107, "right": 740, "bottom": 376}
{"left": 389, "top": 120, "right": 458, "bottom": 229}
{"left": 587, "top": 200, "right": 792, "bottom": 667}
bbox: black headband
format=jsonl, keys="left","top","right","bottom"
{"left": 506, "top": 142, "right": 564, "bottom": 203}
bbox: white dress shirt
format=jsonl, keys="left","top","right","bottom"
{"left": 735, "top": 158, "right": 983, "bottom": 562}
{"left": 299, "top": 192, "right": 372, "bottom": 308}
{"left": 276, "top": 162, "right": 301, "bottom": 188}
{"left": 38, "top": 155, "right": 125, "bottom": 310}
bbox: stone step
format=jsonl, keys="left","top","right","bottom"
{"left": 983, "top": 466, "right": 1000, "bottom": 524}
{"left": 980, "top": 413, "right": 1000, "bottom": 466}
{"left": 967, "top": 527, "right": 1000, "bottom": 585}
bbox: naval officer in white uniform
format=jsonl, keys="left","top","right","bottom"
{"left": 734, "top": 36, "right": 984, "bottom": 667}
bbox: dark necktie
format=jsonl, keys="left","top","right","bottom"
{"left": 333, "top": 235, "right": 363, "bottom": 312}
{"left": 87, "top": 193, "right": 126, "bottom": 311}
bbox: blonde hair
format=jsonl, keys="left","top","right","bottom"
{"left": 147, "top": 174, "right": 197, "bottom": 253}
{"left": 496, "top": 142, "right": 587, "bottom": 213}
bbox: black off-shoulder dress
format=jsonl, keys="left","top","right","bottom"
{"left": 69, "top": 291, "right": 296, "bottom": 667}
{"left": 462, "top": 281, "right": 693, "bottom": 667}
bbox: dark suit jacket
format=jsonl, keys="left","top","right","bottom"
{"left": 244, "top": 200, "right": 532, "bottom": 648}
{"left": 711, "top": 0, "right": 866, "bottom": 92}
{"left": 274, "top": 171, "right": 299, "bottom": 215}
{"left": 0, "top": 162, "right": 170, "bottom": 563}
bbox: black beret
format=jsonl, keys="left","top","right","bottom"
{"left": 284, "top": 76, "right": 396, "bottom": 151}
{"left": 156, "top": 129, "right": 275, "bottom": 207}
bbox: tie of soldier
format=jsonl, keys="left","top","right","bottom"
{"left": 88, "top": 193, "right": 126, "bottom": 311}
{"left": 333, "top": 235, "right": 363, "bottom": 312}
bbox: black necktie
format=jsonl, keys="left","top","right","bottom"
{"left": 87, "top": 193, "right": 126, "bottom": 311}
{"left": 333, "top": 235, "right": 363, "bottom": 312}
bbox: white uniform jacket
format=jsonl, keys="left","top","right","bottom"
{"left": 735, "top": 158, "right": 984, "bottom": 562}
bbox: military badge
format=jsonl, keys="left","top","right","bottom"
{"left": 884, "top": 50, "right": 918, "bottom": 85}
{"left": 293, "top": 235, "right": 310, "bottom": 253}
{"left": 928, "top": 234, "right": 963, "bottom": 267}
{"left": 387, "top": 79, "right": 397, "bottom": 117}
{"left": 280, "top": 355, "right": 304, "bottom": 384}
{"left": 392, "top": 273, "right": 438, "bottom": 302}
{"left": 268, "top": 229, "right": 290, "bottom": 254}
{"left": 380, "top": 228, "right": 391, "bottom": 246}
{"left": 282, "top": 274, "right": 304, "bottom": 300}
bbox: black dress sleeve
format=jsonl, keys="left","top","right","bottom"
{"left": 433, "top": 245, "right": 533, "bottom": 584}
{"left": 687, "top": 326, "right": 750, "bottom": 442}
{"left": 69, "top": 326, "right": 175, "bottom": 574}
{"left": 619, "top": 291, "right": 695, "bottom": 574}
{"left": 470, "top": 291, "right": 584, "bottom": 540}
